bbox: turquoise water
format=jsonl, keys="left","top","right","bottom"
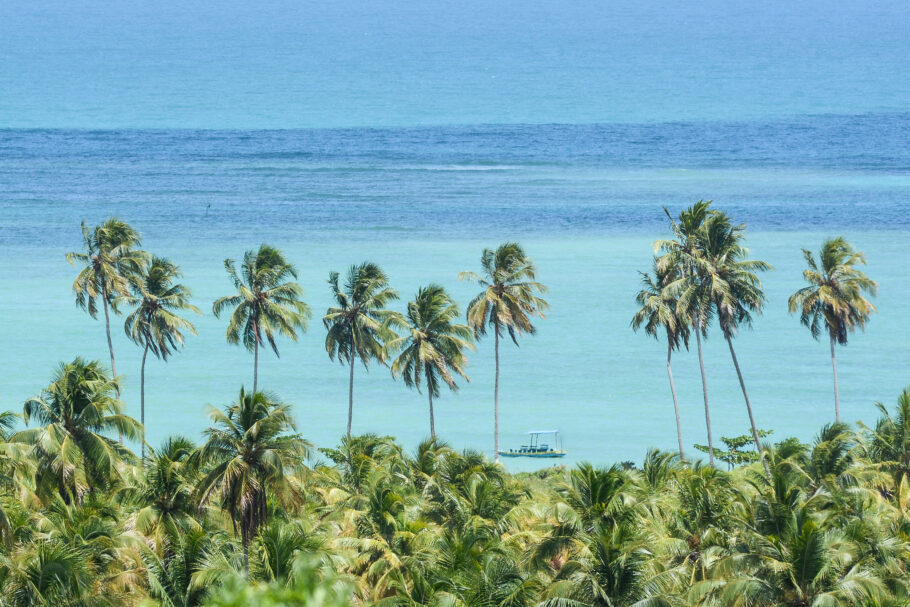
{"left": 1, "top": 2, "right": 909, "bottom": 470}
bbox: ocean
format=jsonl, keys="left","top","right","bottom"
{"left": 1, "top": 1, "right": 909, "bottom": 470}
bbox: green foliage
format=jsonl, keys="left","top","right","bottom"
{"left": 121, "top": 256, "right": 200, "bottom": 361}
{"left": 386, "top": 285, "right": 475, "bottom": 437}
{"left": 67, "top": 218, "right": 147, "bottom": 319}
{"left": 789, "top": 236, "right": 877, "bottom": 344}
{"left": 460, "top": 242, "right": 549, "bottom": 342}
{"left": 202, "top": 557, "right": 353, "bottom": 607}
{"left": 323, "top": 262, "right": 400, "bottom": 436}
{"left": 323, "top": 262, "right": 400, "bottom": 368}
{"left": 14, "top": 358, "right": 142, "bottom": 501}
{"left": 212, "top": 244, "right": 311, "bottom": 391}
{"left": 3, "top": 380, "right": 910, "bottom": 606}
{"left": 694, "top": 430, "right": 773, "bottom": 469}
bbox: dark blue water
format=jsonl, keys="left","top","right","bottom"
{"left": 2, "top": 115, "right": 910, "bottom": 251}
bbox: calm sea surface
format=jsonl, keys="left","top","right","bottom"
{"left": 1, "top": 1, "right": 909, "bottom": 470}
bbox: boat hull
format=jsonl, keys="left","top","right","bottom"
{"left": 497, "top": 450, "right": 566, "bottom": 458}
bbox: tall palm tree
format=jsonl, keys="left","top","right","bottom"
{"left": 13, "top": 358, "right": 142, "bottom": 501}
{"left": 67, "top": 218, "right": 146, "bottom": 444}
{"left": 632, "top": 259, "right": 690, "bottom": 459}
{"left": 700, "top": 211, "right": 772, "bottom": 478}
{"left": 323, "top": 263, "right": 400, "bottom": 438}
{"left": 656, "top": 201, "right": 716, "bottom": 466}
{"left": 194, "top": 389, "right": 310, "bottom": 575}
{"left": 387, "top": 285, "right": 474, "bottom": 438}
{"left": 213, "top": 245, "right": 311, "bottom": 394}
{"left": 121, "top": 257, "right": 200, "bottom": 457}
{"left": 459, "top": 243, "right": 548, "bottom": 460}
{"left": 788, "top": 237, "right": 877, "bottom": 423}
{"left": 66, "top": 219, "right": 147, "bottom": 395}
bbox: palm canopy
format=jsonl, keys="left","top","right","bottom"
{"left": 213, "top": 245, "right": 311, "bottom": 355}
{"left": 194, "top": 389, "right": 310, "bottom": 556}
{"left": 655, "top": 200, "right": 716, "bottom": 331}
{"left": 13, "top": 358, "right": 142, "bottom": 500}
{"left": 121, "top": 257, "right": 200, "bottom": 360}
{"left": 655, "top": 201, "right": 713, "bottom": 270}
{"left": 387, "top": 285, "right": 475, "bottom": 399}
{"left": 788, "top": 236, "right": 877, "bottom": 345}
{"left": 631, "top": 258, "right": 690, "bottom": 351}
{"left": 130, "top": 436, "right": 200, "bottom": 542}
{"left": 459, "top": 242, "right": 549, "bottom": 342}
{"left": 696, "top": 211, "right": 771, "bottom": 338}
{"left": 66, "top": 218, "right": 147, "bottom": 317}
{"left": 323, "top": 262, "right": 400, "bottom": 367}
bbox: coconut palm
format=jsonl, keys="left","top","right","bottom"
{"left": 387, "top": 285, "right": 474, "bottom": 439}
{"left": 194, "top": 389, "right": 310, "bottom": 575}
{"left": 700, "top": 211, "right": 772, "bottom": 478}
{"left": 14, "top": 358, "right": 142, "bottom": 502}
{"left": 213, "top": 245, "right": 311, "bottom": 394}
{"left": 865, "top": 387, "right": 910, "bottom": 485}
{"left": 788, "top": 237, "right": 877, "bottom": 423}
{"left": 1, "top": 539, "right": 97, "bottom": 606}
{"left": 128, "top": 436, "right": 201, "bottom": 554}
{"left": 459, "top": 242, "right": 548, "bottom": 460}
{"left": 121, "top": 257, "right": 200, "bottom": 457}
{"left": 694, "top": 506, "right": 887, "bottom": 607}
{"left": 142, "top": 525, "right": 218, "bottom": 607}
{"left": 323, "top": 263, "right": 400, "bottom": 438}
{"left": 656, "top": 201, "right": 716, "bottom": 466}
{"left": 632, "top": 259, "right": 690, "bottom": 459}
{"left": 66, "top": 219, "right": 147, "bottom": 394}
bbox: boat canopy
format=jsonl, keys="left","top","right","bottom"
{"left": 527, "top": 430, "right": 559, "bottom": 435}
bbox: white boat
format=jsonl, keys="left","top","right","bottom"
{"left": 498, "top": 430, "right": 566, "bottom": 458}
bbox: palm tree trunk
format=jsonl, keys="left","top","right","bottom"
{"left": 101, "top": 286, "right": 123, "bottom": 444}
{"left": 428, "top": 389, "right": 435, "bottom": 439}
{"left": 830, "top": 334, "right": 841, "bottom": 423}
{"left": 253, "top": 325, "right": 259, "bottom": 394}
{"left": 347, "top": 351, "right": 355, "bottom": 438}
{"left": 243, "top": 540, "right": 250, "bottom": 578}
{"left": 726, "top": 335, "right": 771, "bottom": 480}
{"left": 667, "top": 342, "right": 684, "bottom": 460}
{"left": 494, "top": 325, "right": 500, "bottom": 461}
{"left": 694, "top": 317, "right": 714, "bottom": 467}
{"left": 141, "top": 343, "right": 148, "bottom": 459}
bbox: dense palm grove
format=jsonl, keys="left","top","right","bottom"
{"left": 0, "top": 203, "right": 895, "bottom": 605}
{"left": 2, "top": 375, "right": 910, "bottom": 606}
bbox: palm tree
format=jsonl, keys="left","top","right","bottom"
{"left": 213, "top": 245, "right": 311, "bottom": 394}
{"left": 194, "top": 389, "right": 310, "bottom": 575}
{"left": 2, "top": 540, "right": 97, "bottom": 606}
{"left": 865, "top": 387, "right": 910, "bottom": 485}
{"left": 323, "top": 263, "right": 400, "bottom": 438}
{"left": 656, "top": 201, "right": 716, "bottom": 466}
{"left": 13, "top": 358, "right": 142, "bottom": 501}
{"left": 459, "top": 243, "right": 548, "bottom": 460}
{"left": 121, "top": 257, "right": 200, "bottom": 457}
{"left": 788, "top": 237, "right": 877, "bottom": 423}
{"left": 694, "top": 506, "right": 887, "bottom": 607}
{"left": 387, "top": 285, "right": 474, "bottom": 438}
{"left": 700, "top": 211, "right": 772, "bottom": 478}
{"left": 66, "top": 219, "right": 147, "bottom": 395}
{"left": 632, "top": 259, "right": 690, "bottom": 459}
{"left": 130, "top": 436, "right": 201, "bottom": 553}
